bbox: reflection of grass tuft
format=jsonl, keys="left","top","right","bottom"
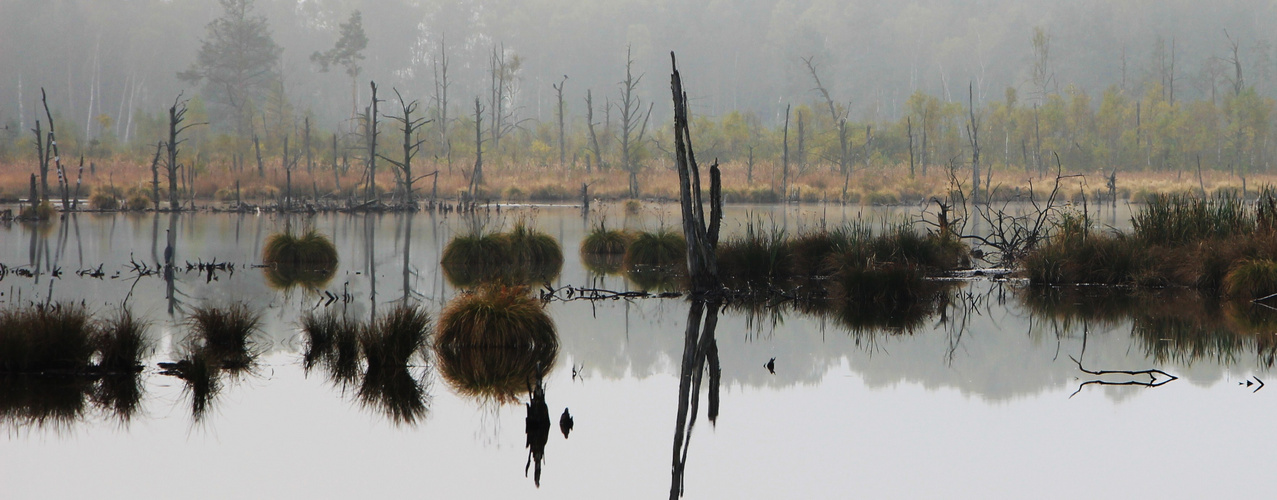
{"left": 0, "top": 304, "right": 94, "bottom": 374}
{"left": 262, "top": 230, "right": 339, "bottom": 291}
{"left": 625, "top": 229, "right": 686, "bottom": 267}
{"left": 436, "top": 286, "right": 558, "bottom": 403}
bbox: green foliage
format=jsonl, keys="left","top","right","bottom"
{"left": 1134, "top": 194, "right": 1252, "bottom": 245}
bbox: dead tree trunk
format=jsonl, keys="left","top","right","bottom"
{"left": 470, "top": 97, "right": 485, "bottom": 197}
{"left": 150, "top": 141, "right": 162, "bottom": 210}
{"left": 164, "top": 96, "right": 196, "bottom": 211}
{"left": 670, "top": 52, "right": 722, "bottom": 295}
{"left": 364, "top": 81, "right": 381, "bottom": 203}
{"left": 907, "top": 117, "right": 916, "bottom": 178}
{"left": 586, "top": 89, "right": 604, "bottom": 172}
{"left": 782, "top": 104, "right": 791, "bottom": 201}
{"left": 433, "top": 35, "right": 452, "bottom": 174}
{"left": 304, "top": 116, "right": 313, "bottom": 175}
{"left": 253, "top": 130, "right": 264, "bottom": 177}
{"left": 31, "top": 118, "right": 48, "bottom": 202}
{"left": 378, "top": 89, "right": 432, "bottom": 205}
{"left": 554, "top": 75, "right": 568, "bottom": 167}
{"left": 620, "top": 46, "right": 650, "bottom": 198}
{"left": 967, "top": 82, "right": 981, "bottom": 202}
{"left": 332, "top": 133, "right": 342, "bottom": 194}
{"left": 40, "top": 89, "right": 66, "bottom": 210}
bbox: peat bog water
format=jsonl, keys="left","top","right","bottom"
{"left": 2, "top": 201, "right": 1277, "bottom": 499}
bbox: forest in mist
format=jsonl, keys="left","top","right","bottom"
{"left": 2, "top": 0, "right": 1277, "bottom": 201}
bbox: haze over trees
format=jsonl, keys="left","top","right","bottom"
{"left": 2, "top": 0, "right": 1277, "bottom": 202}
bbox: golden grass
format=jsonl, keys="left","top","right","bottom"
{"left": 7, "top": 154, "right": 1274, "bottom": 204}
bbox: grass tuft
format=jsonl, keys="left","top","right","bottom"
{"left": 262, "top": 230, "right": 339, "bottom": 290}
{"left": 435, "top": 286, "right": 558, "bottom": 403}
{"left": 1224, "top": 260, "right": 1277, "bottom": 301}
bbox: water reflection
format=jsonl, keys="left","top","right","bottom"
{"left": 1021, "top": 286, "right": 1277, "bottom": 369}
{"left": 669, "top": 300, "right": 722, "bottom": 499}
{"left": 0, "top": 373, "right": 143, "bottom": 430}
{"left": 301, "top": 306, "right": 433, "bottom": 426}
{"left": 524, "top": 377, "right": 550, "bottom": 487}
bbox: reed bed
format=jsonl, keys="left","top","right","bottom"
{"left": 1025, "top": 190, "right": 1277, "bottom": 293}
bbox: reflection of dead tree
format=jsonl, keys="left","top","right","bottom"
{"left": 1068, "top": 356, "right": 1178, "bottom": 398}
{"left": 669, "top": 300, "right": 721, "bottom": 500}
{"left": 668, "top": 52, "right": 725, "bottom": 500}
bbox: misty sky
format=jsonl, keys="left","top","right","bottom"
{"left": 2, "top": 0, "right": 1275, "bottom": 137}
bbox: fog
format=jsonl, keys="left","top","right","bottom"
{"left": 2, "top": 0, "right": 1275, "bottom": 136}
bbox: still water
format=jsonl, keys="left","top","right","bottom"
{"left": 1, "top": 202, "right": 1275, "bottom": 499}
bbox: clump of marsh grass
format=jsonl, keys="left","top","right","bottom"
{"left": 437, "top": 286, "right": 556, "bottom": 348}
{"left": 360, "top": 305, "right": 431, "bottom": 373}
{"left": 299, "top": 310, "right": 361, "bottom": 383}
{"left": 358, "top": 304, "right": 432, "bottom": 425}
{"left": 93, "top": 309, "right": 150, "bottom": 374}
{"left": 0, "top": 305, "right": 150, "bottom": 427}
{"left": 263, "top": 230, "right": 340, "bottom": 267}
{"left": 506, "top": 220, "right": 564, "bottom": 279}
{"left": 580, "top": 222, "right": 630, "bottom": 255}
{"left": 717, "top": 220, "right": 791, "bottom": 288}
{"left": 1224, "top": 260, "right": 1277, "bottom": 301}
{"left": 89, "top": 193, "right": 119, "bottom": 211}
{"left": 1134, "top": 193, "right": 1252, "bottom": 245}
{"left": 441, "top": 222, "right": 564, "bottom": 287}
{"left": 185, "top": 302, "right": 262, "bottom": 370}
{"left": 435, "top": 286, "right": 558, "bottom": 403}
{"left": 262, "top": 229, "right": 339, "bottom": 290}
{"left": 0, "top": 304, "right": 94, "bottom": 374}
{"left": 441, "top": 231, "right": 510, "bottom": 286}
{"left": 624, "top": 228, "right": 686, "bottom": 268}
{"left": 581, "top": 221, "right": 631, "bottom": 275}
{"left": 159, "top": 302, "right": 262, "bottom": 422}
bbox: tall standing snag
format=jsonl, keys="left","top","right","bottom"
{"left": 378, "top": 88, "right": 433, "bottom": 205}
{"left": 669, "top": 53, "right": 721, "bottom": 295}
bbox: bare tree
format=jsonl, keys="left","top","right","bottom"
{"left": 619, "top": 45, "right": 653, "bottom": 198}
{"left": 164, "top": 95, "right": 204, "bottom": 210}
{"left": 488, "top": 43, "right": 522, "bottom": 156}
{"left": 361, "top": 81, "right": 381, "bottom": 203}
{"left": 378, "top": 88, "right": 433, "bottom": 204}
{"left": 553, "top": 75, "right": 568, "bottom": 167}
{"left": 432, "top": 34, "right": 451, "bottom": 173}
{"left": 470, "top": 97, "right": 485, "bottom": 197}
{"left": 782, "top": 104, "right": 790, "bottom": 200}
{"left": 586, "top": 89, "right": 605, "bottom": 172}
{"left": 967, "top": 82, "right": 981, "bottom": 202}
